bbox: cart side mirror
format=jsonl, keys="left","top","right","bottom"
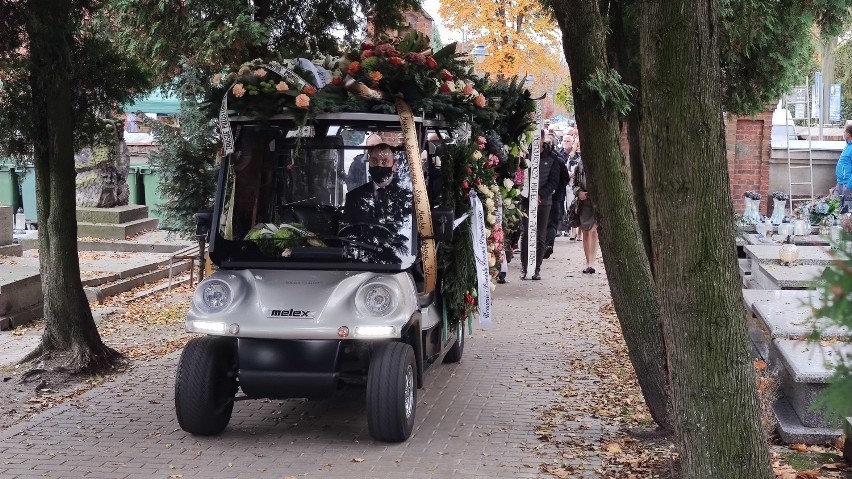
{"left": 432, "top": 208, "right": 454, "bottom": 243}
{"left": 194, "top": 210, "right": 213, "bottom": 240}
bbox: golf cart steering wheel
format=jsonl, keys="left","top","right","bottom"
{"left": 338, "top": 222, "right": 394, "bottom": 238}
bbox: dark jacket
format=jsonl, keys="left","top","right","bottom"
{"left": 536, "top": 145, "right": 563, "bottom": 206}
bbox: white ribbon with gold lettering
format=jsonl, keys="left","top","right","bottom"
{"left": 525, "top": 102, "right": 543, "bottom": 275}
{"left": 469, "top": 190, "right": 492, "bottom": 328}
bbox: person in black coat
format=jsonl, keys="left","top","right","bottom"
{"left": 520, "top": 132, "right": 563, "bottom": 280}
{"left": 544, "top": 148, "right": 571, "bottom": 257}
{"left": 341, "top": 135, "right": 413, "bottom": 263}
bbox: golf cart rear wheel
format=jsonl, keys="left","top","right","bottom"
{"left": 443, "top": 324, "right": 464, "bottom": 364}
{"left": 175, "top": 336, "right": 237, "bottom": 436}
{"left": 366, "top": 342, "right": 417, "bottom": 442}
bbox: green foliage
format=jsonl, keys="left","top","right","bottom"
{"left": 718, "top": 0, "right": 822, "bottom": 115}
{"left": 106, "top": 0, "right": 421, "bottom": 87}
{"left": 146, "top": 61, "right": 218, "bottom": 236}
{"left": 0, "top": 2, "right": 151, "bottom": 157}
{"left": 554, "top": 82, "right": 574, "bottom": 115}
{"left": 810, "top": 232, "right": 852, "bottom": 419}
{"left": 581, "top": 67, "right": 634, "bottom": 117}
{"left": 834, "top": 40, "right": 852, "bottom": 121}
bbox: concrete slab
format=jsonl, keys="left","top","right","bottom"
{"left": 0, "top": 243, "right": 22, "bottom": 257}
{"left": 747, "top": 234, "right": 830, "bottom": 246}
{"left": 751, "top": 263, "right": 824, "bottom": 289}
{"left": 77, "top": 217, "right": 159, "bottom": 240}
{"left": 754, "top": 302, "right": 848, "bottom": 339}
{"left": 75, "top": 205, "right": 149, "bottom": 224}
{"left": 745, "top": 244, "right": 834, "bottom": 266}
{"left": 742, "top": 289, "right": 816, "bottom": 312}
{"left": 774, "top": 396, "right": 842, "bottom": 444}
{"left": 774, "top": 338, "right": 851, "bottom": 383}
{"left": 19, "top": 229, "right": 192, "bottom": 253}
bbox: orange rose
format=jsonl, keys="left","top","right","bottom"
{"left": 474, "top": 94, "right": 487, "bottom": 108}
{"left": 331, "top": 76, "right": 343, "bottom": 86}
{"left": 303, "top": 85, "right": 317, "bottom": 94}
{"left": 295, "top": 94, "right": 310, "bottom": 108}
{"left": 349, "top": 61, "right": 361, "bottom": 74}
{"left": 370, "top": 71, "right": 383, "bottom": 83}
{"left": 275, "top": 81, "right": 289, "bottom": 92}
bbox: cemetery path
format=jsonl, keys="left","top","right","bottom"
{"left": 0, "top": 238, "right": 636, "bottom": 478}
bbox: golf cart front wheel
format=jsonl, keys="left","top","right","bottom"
{"left": 366, "top": 342, "right": 417, "bottom": 442}
{"left": 174, "top": 336, "right": 237, "bottom": 436}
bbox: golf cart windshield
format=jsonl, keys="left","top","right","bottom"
{"left": 214, "top": 124, "right": 417, "bottom": 269}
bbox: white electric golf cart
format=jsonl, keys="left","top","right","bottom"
{"left": 174, "top": 112, "right": 462, "bottom": 442}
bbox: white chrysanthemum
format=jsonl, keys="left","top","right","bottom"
{"left": 503, "top": 178, "right": 514, "bottom": 189}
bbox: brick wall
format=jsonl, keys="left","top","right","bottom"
{"left": 725, "top": 108, "right": 773, "bottom": 215}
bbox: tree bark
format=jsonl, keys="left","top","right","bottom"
{"left": 638, "top": 0, "right": 772, "bottom": 476}
{"left": 25, "top": 0, "right": 121, "bottom": 373}
{"left": 552, "top": 0, "right": 672, "bottom": 432}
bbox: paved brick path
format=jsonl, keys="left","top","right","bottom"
{"left": 0, "top": 238, "right": 613, "bottom": 478}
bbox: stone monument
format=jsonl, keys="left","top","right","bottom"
{"left": 0, "top": 206, "right": 23, "bottom": 256}
{"left": 74, "top": 118, "right": 158, "bottom": 240}
{"left": 75, "top": 118, "right": 130, "bottom": 207}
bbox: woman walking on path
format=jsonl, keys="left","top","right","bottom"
{"left": 572, "top": 156, "right": 598, "bottom": 273}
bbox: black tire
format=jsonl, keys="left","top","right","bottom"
{"left": 443, "top": 323, "right": 464, "bottom": 364}
{"left": 175, "top": 336, "right": 238, "bottom": 436}
{"left": 366, "top": 342, "right": 417, "bottom": 442}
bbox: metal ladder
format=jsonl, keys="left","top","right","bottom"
{"left": 784, "top": 77, "right": 815, "bottom": 215}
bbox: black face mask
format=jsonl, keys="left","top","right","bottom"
{"left": 369, "top": 166, "right": 394, "bottom": 184}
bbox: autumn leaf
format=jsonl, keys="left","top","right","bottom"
{"left": 790, "top": 443, "right": 808, "bottom": 452}
{"left": 603, "top": 442, "right": 622, "bottom": 454}
{"left": 352, "top": 458, "right": 364, "bottom": 463}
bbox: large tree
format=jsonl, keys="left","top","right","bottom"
{"left": 0, "top": 0, "right": 148, "bottom": 371}
{"left": 639, "top": 0, "right": 772, "bottom": 474}
{"left": 549, "top": 0, "right": 852, "bottom": 474}
{"left": 439, "top": 0, "right": 562, "bottom": 85}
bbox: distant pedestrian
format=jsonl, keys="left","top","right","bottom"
{"left": 833, "top": 123, "right": 852, "bottom": 202}
{"left": 573, "top": 157, "right": 598, "bottom": 274}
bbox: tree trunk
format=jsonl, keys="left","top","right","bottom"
{"left": 608, "top": 0, "right": 653, "bottom": 266}
{"left": 552, "top": 0, "right": 672, "bottom": 432}
{"left": 25, "top": 0, "right": 121, "bottom": 373}
{"left": 638, "top": 0, "right": 772, "bottom": 476}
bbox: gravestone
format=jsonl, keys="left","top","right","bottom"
{"left": 75, "top": 118, "right": 130, "bottom": 207}
{"left": 0, "top": 206, "right": 22, "bottom": 257}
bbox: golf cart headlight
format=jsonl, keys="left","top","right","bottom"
{"left": 196, "top": 279, "right": 232, "bottom": 313}
{"left": 356, "top": 279, "right": 399, "bottom": 317}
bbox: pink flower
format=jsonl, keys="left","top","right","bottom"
{"left": 361, "top": 50, "right": 375, "bottom": 59}
{"left": 462, "top": 83, "right": 474, "bottom": 95}
{"left": 275, "top": 81, "right": 289, "bottom": 92}
{"left": 388, "top": 56, "right": 405, "bottom": 66}
{"left": 439, "top": 83, "right": 452, "bottom": 93}
{"left": 489, "top": 154, "right": 499, "bottom": 166}
{"left": 440, "top": 69, "right": 453, "bottom": 81}
{"left": 477, "top": 136, "right": 487, "bottom": 149}
{"left": 474, "top": 94, "right": 487, "bottom": 108}
{"left": 232, "top": 83, "right": 246, "bottom": 98}
{"left": 254, "top": 68, "right": 268, "bottom": 78}
{"left": 514, "top": 169, "right": 525, "bottom": 185}
{"left": 295, "top": 94, "right": 310, "bottom": 108}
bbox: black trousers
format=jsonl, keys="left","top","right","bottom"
{"left": 520, "top": 197, "right": 552, "bottom": 275}
{"left": 546, "top": 195, "right": 566, "bottom": 247}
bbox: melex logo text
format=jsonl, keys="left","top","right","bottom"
{"left": 269, "top": 309, "right": 314, "bottom": 318}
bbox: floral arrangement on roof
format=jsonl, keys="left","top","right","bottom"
{"left": 205, "top": 31, "right": 498, "bottom": 128}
